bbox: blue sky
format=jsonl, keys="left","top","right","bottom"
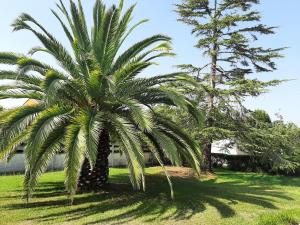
{"left": 0, "top": 0, "right": 299, "bottom": 124}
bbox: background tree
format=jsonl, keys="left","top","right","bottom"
{"left": 176, "top": 0, "right": 284, "bottom": 171}
{"left": 237, "top": 110, "right": 300, "bottom": 174}
{"left": 0, "top": 0, "right": 202, "bottom": 203}
{"left": 250, "top": 109, "right": 272, "bottom": 125}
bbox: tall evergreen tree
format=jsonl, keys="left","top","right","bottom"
{"left": 176, "top": 0, "right": 284, "bottom": 171}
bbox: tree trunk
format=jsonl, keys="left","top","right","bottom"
{"left": 204, "top": 48, "right": 217, "bottom": 172}
{"left": 204, "top": 142, "right": 212, "bottom": 172}
{"left": 204, "top": 0, "right": 218, "bottom": 172}
{"left": 78, "top": 129, "right": 111, "bottom": 191}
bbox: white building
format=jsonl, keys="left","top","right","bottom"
{"left": 211, "top": 139, "right": 249, "bottom": 156}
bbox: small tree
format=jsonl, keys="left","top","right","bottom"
{"left": 176, "top": 0, "right": 284, "bottom": 171}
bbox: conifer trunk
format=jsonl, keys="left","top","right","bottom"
{"left": 204, "top": 50, "right": 216, "bottom": 172}
{"left": 205, "top": 52, "right": 217, "bottom": 172}
{"left": 78, "top": 129, "right": 111, "bottom": 191}
{"left": 204, "top": 0, "right": 218, "bottom": 172}
{"left": 204, "top": 142, "right": 212, "bottom": 172}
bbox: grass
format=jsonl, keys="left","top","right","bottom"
{"left": 0, "top": 167, "right": 299, "bottom": 225}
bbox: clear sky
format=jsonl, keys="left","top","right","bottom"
{"left": 0, "top": 0, "right": 299, "bottom": 124}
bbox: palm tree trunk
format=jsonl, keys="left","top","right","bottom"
{"left": 78, "top": 129, "right": 111, "bottom": 191}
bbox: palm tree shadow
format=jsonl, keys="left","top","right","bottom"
{"left": 4, "top": 173, "right": 293, "bottom": 225}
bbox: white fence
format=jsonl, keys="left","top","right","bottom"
{"left": 0, "top": 145, "right": 154, "bottom": 174}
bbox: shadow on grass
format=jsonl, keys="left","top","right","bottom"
{"left": 4, "top": 172, "right": 294, "bottom": 225}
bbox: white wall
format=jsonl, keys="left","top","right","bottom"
{"left": 0, "top": 154, "right": 66, "bottom": 174}
{"left": 0, "top": 152, "right": 154, "bottom": 174}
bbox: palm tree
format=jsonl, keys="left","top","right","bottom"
{"left": 0, "top": 0, "right": 202, "bottom": 203}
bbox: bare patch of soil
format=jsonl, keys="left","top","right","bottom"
{"left": 160, "top": 167, "right": 216, "bottom": 180}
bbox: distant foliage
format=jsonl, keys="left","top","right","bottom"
{"left": 236, "top": 111, "right": 300, "bottom": 175}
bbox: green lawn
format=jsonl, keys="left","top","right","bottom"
{"left": 0, "top": 167, "right": 299, "bottom": 225}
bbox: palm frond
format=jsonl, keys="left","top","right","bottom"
{"left": 24, "top": 125, "right": 65, "bottom": 200}
{"left": 118, "top": 99, "right": 153, "bottom": 132}
{"left": 25, "top": 105, "right": 70, "bottom": 177}
{"left": 142, "top": 133, "right": 174, "bottom": 199}
{"left": 69, "top": 0, "right": 91, "bottom": 52}
{"left": 0, "top": 89, "right": 44, "bottom": 100}
{"left": 113, "top": 61, "right": 153, "bottom": 83}
{"left": 112, "top": 35, "right": 171, "bottom": 73}
{"left": 51, "top": 10, "right": 74, "bottom": 44}
{"left": 81, "top": 111, "right": 104, "bottom": 168}
{"left": 0, "top": 52, "right": 23, "bottom": 64}
{"left": 110, "top": 116, "right": 145, "bottom": 191}
{"left": 12, "top": 16, "right": 80, "bottom": 78}
{"left": 0, "top": 70, "right": 43, "bottom": 86}
{"left": 65, "top": 124, "right": 86, "bottom": 203}
{"left": 151, "top": 129, "right": 182, "bottom": 166}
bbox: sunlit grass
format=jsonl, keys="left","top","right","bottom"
{"left": 0, "top": 167, "right": 299, "bottom": 225}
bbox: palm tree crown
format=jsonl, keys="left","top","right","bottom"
{"left": 0, "top": 0, "right": 202, "bottom": 202}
